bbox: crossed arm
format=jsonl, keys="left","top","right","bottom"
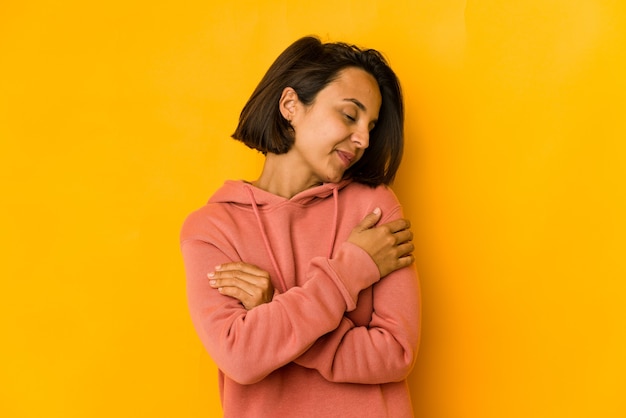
{"left": 208, "top": 207, "right": 414, "bottom": 309}
{"left": 182, "top": 207, "right": 419, "bottom": 385}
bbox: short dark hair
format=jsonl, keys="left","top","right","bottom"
{"left": 232, "top": 36, "right": 404, "bottom": 186}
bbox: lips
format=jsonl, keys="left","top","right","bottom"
{"left": 336, "top": 150, "right": 355, "bottom": 168}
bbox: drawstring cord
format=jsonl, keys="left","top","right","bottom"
{"left": 328, "top": 186, "right": 339, "bottom": 259}
{"left": 244, "top": 184, "right": 288, "bottom": 292}
{"left": 243, "top": 182, "right": 341, "bottom": 292}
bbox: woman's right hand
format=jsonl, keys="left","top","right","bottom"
{"left": 347, "top": 208, "right": 415, "bottom": 278}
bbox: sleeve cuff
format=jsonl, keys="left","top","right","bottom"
{"left": 326, "top": 242, "right": 380, "bottom": 311}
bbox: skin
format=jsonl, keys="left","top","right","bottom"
{"left": 209, "top": 67, "right": 414, "bottom": 310}
{"left": 256, "top": 67, "right": 381, "bottom": 198}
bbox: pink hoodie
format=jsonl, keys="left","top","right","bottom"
{"left": 181, "top": 179, "right": 421, "bottom": 418}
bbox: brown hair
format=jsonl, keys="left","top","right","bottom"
{"left": 232, "top": 36, "right": 404, "bottom": 186}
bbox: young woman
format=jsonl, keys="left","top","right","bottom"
{"left": 181, "top": 36, "right": 421, "bottom": 418}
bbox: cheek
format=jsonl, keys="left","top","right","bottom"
{"left": 321, "top": 118, "right": 349, "bottom": 139}
{"left": 297, "top": 112, "right": 349, "bottom": 150}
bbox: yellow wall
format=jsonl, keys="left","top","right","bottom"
{"left": 1, "top": 1, "right": 625, "bottom": 417}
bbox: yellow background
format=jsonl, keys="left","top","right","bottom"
{"left": 1, "top": 1, "right": 625, "bottom": 417}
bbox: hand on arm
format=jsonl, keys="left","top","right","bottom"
{"left": 183, "top": 239, "right": 355, "bottom": 384}
{"left": 208, "top": 262, "right": 274, "bottom": 310}
{"left": 347, "top": 207, "right": 415, "bottom": 278}
{"left": 204, "top": 208, "right": 414, "bottom": 311}
{"left": 207, "top": 208, "right": 415, "bottom": 311}
{"left": 294, "top": 207, "right": 421, "bottom": 384}
{"left": 182, "top": 202, "right": 417, "bottom": 384}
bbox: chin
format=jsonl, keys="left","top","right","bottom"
{"left": 325, "top": 173, "right": 345, "bottom": 184}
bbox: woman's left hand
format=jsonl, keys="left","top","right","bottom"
{"left": 208, "top": 262, "right": 274, "bottom": 310}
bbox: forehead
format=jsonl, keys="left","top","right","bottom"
{"left": 318, "top": 67, "right": 382, "bottom": 115}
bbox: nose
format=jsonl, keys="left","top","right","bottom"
{"left": 352, "top": 125, "right": 370, "bottom": 149}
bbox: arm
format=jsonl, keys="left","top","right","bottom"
{"left": 293, "top": 263, "right": 420, "bottom": 384}
{"left": 208, "top": 208, "right": 414, "bottom": 311}
{"left": 182, "top": 234, "right": 380, "bottom": 385}
{"left": 293, "top": 206, "right": 421, "bottom": 384}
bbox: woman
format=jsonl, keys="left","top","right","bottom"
{"left": 181, "top": 36, "right": 421, "bottom": 418}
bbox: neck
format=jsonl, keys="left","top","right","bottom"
{"left": 253, "top": 153, "right": 322, "bottom": 199}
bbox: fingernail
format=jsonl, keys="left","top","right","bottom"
{"left": 208, "top": 272, "right": 214, "bottom": 278}
{"left": 373, "top": 207, "right": 381, "bottom": 215}
{"left": 209, "top": 280, "right": 216, "bottom": 286}
{"left": 215, "top": 265, "right": 222, "bottom": 271}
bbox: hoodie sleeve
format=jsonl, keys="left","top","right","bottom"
{"left": 293, "top": 264, "right": 420, "bottom": 384}
{"left": 292, "top": 207, "right": 422, "bottom": 384}
{"left": 181, "top": 227, "right": 381, "bottom": 385}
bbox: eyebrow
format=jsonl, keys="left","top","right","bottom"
{"left": 343, "top": 98, "right": 367, "bottom": 111}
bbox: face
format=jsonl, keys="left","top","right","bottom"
{"left": 281, "top": 67, "right": 382, "bottom": 185}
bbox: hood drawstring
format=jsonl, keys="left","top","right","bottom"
{"left": 328, "top": 186, "right": 339, "bottom": 259}
{"left": 244, "top": 184, "right": 288, "bottom": 293}
{"left": 243, "top": 183, "right": 341, "bottom": 293}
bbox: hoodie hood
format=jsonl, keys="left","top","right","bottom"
{"left": 208, "top": 178, "right": 352, "bottom": 293}
{"left": 209, "top": 179, "right": 353, "bottom": 208}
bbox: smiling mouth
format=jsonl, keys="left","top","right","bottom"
{"left": 336, "top": 150, "right": 355, "bottom": 168}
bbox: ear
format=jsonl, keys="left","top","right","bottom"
{"left": 278, "top": 87, "right": 298, "bottom": 123}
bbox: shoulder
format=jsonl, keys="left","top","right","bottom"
{"left": 180, "top": 182, "right": 241, "bottom": 244}
{"left": 181, "top": 180, "right": 249, "bottom": 242}
{"left": 341, "top": 182, "right": 403, "bottom": 221}
{"left": 180, "top": 203, "right": 224, "bottom": 243}
{"left": 342, "top": 182, "right": 400, "bottom": 206}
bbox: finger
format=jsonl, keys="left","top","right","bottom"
{"left": 210, "top": 270, "right": 270, "bottom": 288}
{"left": 381, "top": 218, "right": 411, "bottom": 234}
{"left": 390, "top": 252, "right": 415, "bottom": 271}
{"left": 395, "top": 242, "right": 415, "bottom": 258}
{"left": 393, "top": 229, "right": 414, "bottom": 244}
{"left": 217, "top": 285, "right": 253, "bottom": 307}
{"left": 354, "top": 208, "right": 382, "bottom": 232}
{"left": 214, "top": 261, "right": 270, "bottom": 278}
{"left": 210, "top": 276, "right": 258, "bottom": 297}
{"left": 217, "top": 285, "right": 249, "bottom": 298}
{"left": 396, "top": 254, "right": 415, "bottom": 269}
{"left": 217, "top": 279, "right": 271, "bottom": 307}
{"left": 219, "top": 285, "right": 270, "bottom": 311}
